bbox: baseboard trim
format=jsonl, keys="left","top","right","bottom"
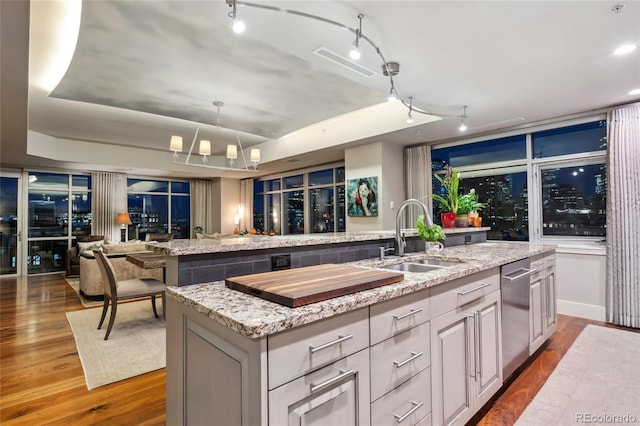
{"left": 557, "top": 299, "right": 605, "bottom": 321}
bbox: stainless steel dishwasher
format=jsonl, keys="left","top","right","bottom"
{"left": 501, "top": 258, "right": 536, "bottom": 380}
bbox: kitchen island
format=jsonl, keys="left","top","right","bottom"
{"left": 166, "top": 241, "right": 555, "bottom": 426}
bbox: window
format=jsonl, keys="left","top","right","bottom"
{"left": 431, "top": 119, "right": 606, "bottom": 242}
{"left": 533, "top": 121, "right": 606, "bottom": 158}
{"left": 27, "top": 172, "right": 92, "bottom": 274}
{"left": 127, "top": 178, "right": 190, "bottom": 240}
{"left": 253, "top": 165, "right": 345, "bottom": 234}
{"left": 538, "top": 163, "right": 606, "bottom": 237}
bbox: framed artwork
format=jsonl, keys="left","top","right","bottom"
{"left": 347, "top": 176, "right": 378, "bottom": 217}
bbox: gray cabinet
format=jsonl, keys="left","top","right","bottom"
{"left": 429, "top": 268, "right": 502, "bottom": 426}
{"left": 529, "top": 254, "right": 557, "bottom": 354}
{"left": 269, "top": 349, "right": 370, "bottom": 426}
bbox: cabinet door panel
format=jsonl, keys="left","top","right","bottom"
{"left": 431, "top": 310, "right": 472, "bottom": 426}
{"left": 475, "top": 291, "right": 502, "bottom": 407}
{"left": 544, "top": 267, "right": 557, "bottom": 336}
{"left": 269, "top": 349, "right": 370, "bottom": 426}
{"left": 529, "top": 275, "right": 544, "bottom": 354}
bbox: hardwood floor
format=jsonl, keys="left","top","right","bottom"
{"left": 0, "top": 274, "right": 636, "bottom": 425}
{"left": 0, "top": 274, "right": 165, "bottom": 426}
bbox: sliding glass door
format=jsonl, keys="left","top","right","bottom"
{"left": 0, "top": 173, "right": 22, "bottom": 276}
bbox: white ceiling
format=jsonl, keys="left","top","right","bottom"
{"left": 5, "top": 0, "right": 640, "bottom": 178}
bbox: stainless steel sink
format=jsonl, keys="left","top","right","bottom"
{"left": 415, "top": 259, "right": 461, "bottom": 267}
{"left": 383, "top": 262, "right": 446, "bottom": 273}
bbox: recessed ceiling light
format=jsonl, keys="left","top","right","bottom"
{"left": 629, "top": 88, "right": 640, "bottom": 96}
{"left": 614, "top": 44, "right": 637, "bottom": 55}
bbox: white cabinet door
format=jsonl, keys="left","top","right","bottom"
{"left": 529, "top": 274, "right": 545, "bottom": 354}
{"left": 431, "top": 308, "right": 473, "bottom": 426}
{"left": 474, "top": 291, "right": 502, "bottom": 408}
{"left": 269, "top": 349, "right": 370, "bottom": 426}
{"left": 543, "top": 266, "right": 557, "bottom": 337}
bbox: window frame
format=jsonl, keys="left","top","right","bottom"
{"left": 430, "top": 113, "right": 607, "bottom": 246}
{"left": 531, "top": 152, "right": 606, "bottom": 244}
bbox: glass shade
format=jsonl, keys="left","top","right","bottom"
{"left": 250, "top": 148, "right": 261, "bottom": 162}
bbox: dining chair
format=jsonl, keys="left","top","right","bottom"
{"left": 93, "top": 250, "right": 166, "bottom": 340}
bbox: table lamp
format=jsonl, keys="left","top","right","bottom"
{"left": 115, "top": 212, "right": 132, "bottom": 242}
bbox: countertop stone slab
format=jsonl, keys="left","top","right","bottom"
{"left": 149, "top": 228, "right": 490, "bottom": 256}
{"left": 167, "top": 241, "right": 554, "bottom": 339}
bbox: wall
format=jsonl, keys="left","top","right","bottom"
{"left": 345, "top": 141, "right": 404, "bottom": 232}
{"left": 555, "top": 247, "right": 606, "bottom": 321}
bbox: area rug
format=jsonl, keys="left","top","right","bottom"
{"left": 516, "top": 324, "right": 640, "bottom": 425}
{"left": 66, "top": 300, "right": 166, "bottom": 390}
{"left": 65, "top": 277, "right": 102, "bottom": 308}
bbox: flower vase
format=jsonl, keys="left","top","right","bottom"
{"left": 441, "top": 212, "right": 456, "bottom": 228}
{"left": 455, "top": 213, "right": 469, "bottom": 227}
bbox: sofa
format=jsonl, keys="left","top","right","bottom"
{"left": 65, "top": 235, "right": 105, "bottom": 277}
{"left": 78, "top": 241, "right": 163, "bottom": 298}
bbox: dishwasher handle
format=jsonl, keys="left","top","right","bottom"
{"left": 502, "top": 268, "right": 537, "bottom": 281}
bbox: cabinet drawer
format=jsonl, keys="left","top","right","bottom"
{"left": 268, "top": 307, "right": 369, "bottom": 389}
{"left": 430, "top": 268, "right": 500, "bottom": 318}
{"left": 370, "top": 321, "right": 430, "bottom": 402}
{"left": 370, "top": 289, "right": 430, "bottom": 345}
{"left": 269, "top": 348, "right": 371, "bottom": 426}
{"left": 371, "top": 367, "right": 431, "bottom": 426}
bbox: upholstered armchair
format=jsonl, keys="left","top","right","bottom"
{"left": 65, "top": 235, "right": 105, "bottom": 277}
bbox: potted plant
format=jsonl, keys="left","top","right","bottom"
{"left": 464, "top": 189, "right": 485, "bottom": 227}
{"left": 456, "top": 191, "right": 481, "bottom": 227}
{"left": 431, "top": 165, "right": 460, "bottom": 228}
{"left": 416, "top": 214, "right": 446, "bottom": 252}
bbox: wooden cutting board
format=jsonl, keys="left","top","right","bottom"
{"left": 225, "top": 263, "right": 404, "bottom": 308}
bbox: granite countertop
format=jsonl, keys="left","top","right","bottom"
{"left": 167, "top": 241, "right": 554, "bottom": 339}
{"left": 149, "top": 227, "right": 491, "bottom": 256}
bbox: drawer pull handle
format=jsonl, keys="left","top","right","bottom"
{"left": 457, "top": 282, "right": 491, "bottom": 296}
{"left": 393, "top": 351, "right": 423, "bottom": 368}
{"left": 393, "top": 400, "right": 424, "bottom": 423}
{"left": 309, "top": 369, "right": 354, "bottom": 393}
{"left": 309, "top": 334, "right": 353, "bottom": 353}
{"left": 502, "top": 268, "right": 537, "bottom": 281}
{"left": 393, "top": 308, "right": 423, "bottom": 321}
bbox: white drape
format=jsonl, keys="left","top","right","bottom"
{"left": 404, "top": 145, "right": 432, "bottom": 225}
{"left": 91, "top": 172, "right": 127, "bottom": 241}
{"left": 189, "top": 179, "right": 215, "bottom": 236}
{"left": 240, "top": 179, "right": 253, "bottom": 229}
{"left": 606, "top": 103, "right": 640, "bottom": 328}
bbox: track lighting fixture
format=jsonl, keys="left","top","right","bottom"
{"left": 349, "top": 14, "right": 363, "bottom": 60}
{"left": 227, "top": 0, "right": 246, "bottom": 33}
{"left": 407, "top": 96, "right": 414, "bottom": 124}
{"left": 388, "top": 83, "right": 397, "bottom": 102}
{"left": 459, "top": 106, "right": 468, "bottom": 132}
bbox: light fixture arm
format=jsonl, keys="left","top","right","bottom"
{"left": 230, "top": 1, "right": 471, "bottom": 130}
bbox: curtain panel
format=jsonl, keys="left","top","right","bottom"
{"left": 190, "top": 179, "right": 215, "bottom": 237}
{"left": 240, "top": 179, "right": 253, "bottom": 229}
{"left": 606, "top": 103, "right": 640, "bottom": 328}
{"left": 404, "top": 145, "right": 432, "bottom": 225}
{"left": 91, "top": 172, "right": 127, "bottom": 241}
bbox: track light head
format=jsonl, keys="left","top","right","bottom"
{"left": 227, "top": 0, "right": 245, "bottom": 33}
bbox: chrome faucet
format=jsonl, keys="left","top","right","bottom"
{"left": 395, "top": 198, "right": 434, "bottom": 257}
